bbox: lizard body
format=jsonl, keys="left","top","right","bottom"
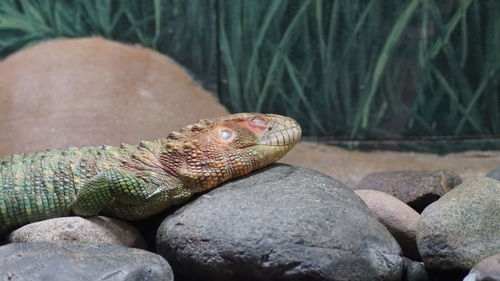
{"left": 0, "top": 113, "right": 301, "bottom": 233}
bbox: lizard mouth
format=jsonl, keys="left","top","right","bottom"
{"left": 258, "top": 118, "right": 302, "bottom": 146}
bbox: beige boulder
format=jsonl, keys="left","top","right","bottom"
{"left": 355, "top": 189, "right": 421, "bottom": 260}
{"left": 0, "top": 37, "right": 228, "bottom": 156}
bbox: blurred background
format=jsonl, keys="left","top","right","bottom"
{"left": 0, "top": 0, "right": 498, "bottom": 156}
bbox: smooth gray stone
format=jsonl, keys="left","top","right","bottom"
{"left": 0, "top": 242, "right": 172, "bottom": 281}
{"left": 486, "top": 166, "right": 500, "bottom": 181}
{"left": 402, "top": 258, "right": 429, "bottom": 281}
{"left": 9, "top": 216, "right": 146, "bottom": 249}
{"left": 157, "top": 164, "right": 403, "bottom": 281}
{"left": 416, "top": 177, "right": 500, "bottom": 271}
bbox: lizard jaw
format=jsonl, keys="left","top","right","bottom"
{"left": 257, "top": 115, "right": 302, "bottom": 147}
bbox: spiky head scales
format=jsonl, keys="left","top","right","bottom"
{"left": 159, "top": 113, "right": 301, "bottom": 192}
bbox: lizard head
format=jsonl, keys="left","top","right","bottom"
{"left": 160, "top": 113, "right": 301, "bottom": 192}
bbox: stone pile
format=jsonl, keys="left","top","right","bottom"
{"left": 1, "top": 164, "right": 498, "bottom": 281}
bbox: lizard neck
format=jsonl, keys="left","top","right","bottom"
{"left": 120, "top": 139, "right": 178, "bottom": 177}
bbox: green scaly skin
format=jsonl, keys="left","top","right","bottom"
{"left": 0, "top": 113, "right": 301, "bottom": 233}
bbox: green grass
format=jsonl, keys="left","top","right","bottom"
{"left": 219, "top": 0, "right": 500, "bottom": 138}
{"left": 0, "top": 0, "right": 498, "bottom": 142}
{"left": 0, "top": 0, "right": 218, "bottom": 89}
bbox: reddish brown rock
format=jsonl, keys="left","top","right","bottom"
{"left": 353, "top": 170, "right": 462, "bottom": 212}
{"left": 355, "top": 189, "right": 421, "bottom": 261}
{"left": 0, "top": 37, "right": 228, "bottom": 156}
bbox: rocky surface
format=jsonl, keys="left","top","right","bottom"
{"left": 486, "top": 166, "right": 500, "bottom": 181}
{"left": 9, "top": 216, "right": 146, "bottom": 248}
{"left": 416, "top": 177, "right": 500, "bottom": 271}
{"left": 464, "top": 253, "right": 500, "bottom": 281}
{"left": 157, "top": 164, "right": 403, "bottom": 281}
{"left": 355, "top": 189, "right": 421, "bottom": 260}
{"left": 0, "top": 37, "right": 228, "bottom": 156}
{"left": 353, "top": 170, "right": 462, "bottom": 212}
{"left": 0, "top": 242, "right": 172, "bottom": 281}
{"left": 281, "top": 142, "right": 500, "bottom": 187}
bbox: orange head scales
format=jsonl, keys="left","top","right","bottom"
{"left": 158, "top": 113, "right": 302, "bottom": 192}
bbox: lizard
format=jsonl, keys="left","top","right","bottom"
{"left": 0, "top": 113, "right": 301, "bottom": 233}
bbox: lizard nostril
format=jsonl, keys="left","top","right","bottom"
{"left": 267, "top": 127, "right": 272, "bottom": 131}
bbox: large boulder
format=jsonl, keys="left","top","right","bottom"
{"left": 354, "top": 170, "right": 462, "bottom": 212}
{"left": 157, "top": 164, "right": 403, "bottom": 281}
{"left": 416, "top": 177, "right": 500, "bottom": 271}
{"left": 0, "top": 242, "right": 173, "bottom": 280}
{"left": 0, "top": 37, "right": 228, "bottom": 156}
{"left": 9, "top": 216, "right": 146, "bottom": 248}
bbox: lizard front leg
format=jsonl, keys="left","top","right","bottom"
{"left": 69, "top": 168, "right": 165, "bottom": 217}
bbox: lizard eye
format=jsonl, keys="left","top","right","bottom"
{"left": 220, "top": 130, "right": 233, "bottom": 140}
{"left": 250, "top": 117, "right": 267, "bottom": 128}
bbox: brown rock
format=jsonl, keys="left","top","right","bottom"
{"left": 0, "top": 37, "right": 228, "bottom": 156}
{"left": 8, "top": 216, "right": 146, "bottom": 248}
{"left": 464, "top": 253, "right": 500, "bottom": 281}
{"left": 355, "top": 189, "right": 421, "bottom": 260}
{"left": 353, "top": 170, "right": 462, "bottom": 212}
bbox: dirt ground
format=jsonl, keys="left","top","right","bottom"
{"left": 281, "top": 141, "right": 500, "bottom": 187}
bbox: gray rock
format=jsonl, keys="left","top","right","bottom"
{"left": 0, "top": 242, "right": 172, "bottom": 281}
{"left": 157, "top": 164, "right": 403, "bottom": 281}
{"left": 463, "top": 253, "right": 500, "bottom": 281}
{"left": 486, "top": 166, "right": 500, "bottom": 181}
{"left": 354, "top": 170, "right": 462, "bottom": 212}
{"left": 416, "top": 177, "right": 500, "bottom": 271}
{"left": 402, "top": 258, "right": 429, "bottom": 281}
{"left": 9, "top": 216, "right": 146, "bottom": 248}
{"left": 355, "top": 189, "right": 421, "bottom": 260}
